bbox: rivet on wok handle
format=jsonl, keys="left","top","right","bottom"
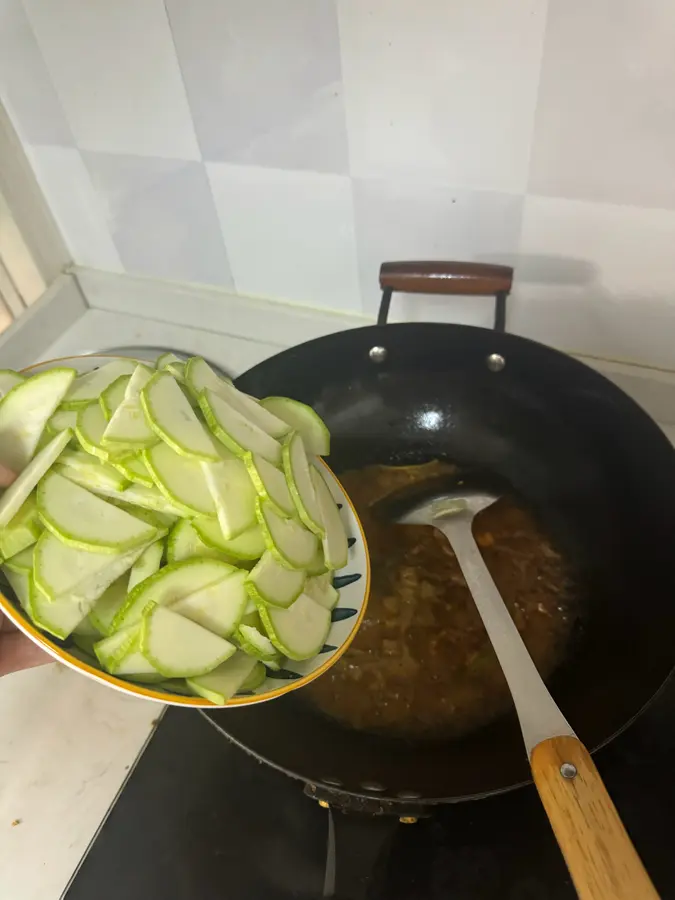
{"left": 486, "top": 353, "right": 506, "bottom": 372}
{"left": 377, "top": 261, "right": 513, "bottom": 332}
{"left": 369, "top": 345, "right": 388, "bottom": 364}
{"left": 560, "top": 762, "right": 577, "bottom": 780}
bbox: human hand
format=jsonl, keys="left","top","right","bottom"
{"left": 0, "top": 461, "right": 50, "bottom": 676}
{"left": 0, "top": 461, "right": 16, "bottom": 488}
{"left": 0, "top": 612, "right": 49, "bottom": 677}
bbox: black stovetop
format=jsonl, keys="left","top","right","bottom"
{"left": 63, "top": 674, "right": 675, "bottom": 900}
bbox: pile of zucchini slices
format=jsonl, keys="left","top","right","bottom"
{"left": 0, "top": 355, "right": 347, "bottom": 702}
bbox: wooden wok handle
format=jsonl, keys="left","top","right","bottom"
{"left": 379, "top": 261, "right": 513, "bottom": 296}
{"left": 376, "top": 261, "right": 513, "bottom": 330}
{"left": 530, "top": 735, "right": 659, "bottom": 900}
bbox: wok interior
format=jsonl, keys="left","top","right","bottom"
{"left": 207, "top": 325, "right": 675, "bottom": 801}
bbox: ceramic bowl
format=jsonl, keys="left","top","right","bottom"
{"left": 0, "top": 355, "right": 370, "bottom": 707}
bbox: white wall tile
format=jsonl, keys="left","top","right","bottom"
{"left": 353, "top": 177, "right": 523, "bottom": 322}
{"left": 22, "top": 0, "right": 199, "bottom": 159}
{"left": 83, "top": 153, "right": 232, "bottom": 287}
{"left": 26, "top": 146, "right": 122, "bottom": 271}
{"left": 529, "top": 0, "right": 675, "bottom": 209}
{"left": 511, "top": 195, "right": 675, "bottom": 368}
{"left": 337, "top": 0, "right": 547, "bottom": 191}
{"left": 0, "top": 0, "right": 72, "bottom": 145}
{"left": 207, "top": 163, "right": 359, "bottom": 312}
{"left": 167, "top": 0, "right": 348, "bottom": 174}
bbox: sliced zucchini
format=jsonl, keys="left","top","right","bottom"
{"left": 245, "top": 550, "right": 305, "bottom": 609}
{"left": 46, "top": 407, "right": 78, "bottom": 437}
{"left": 166, "top": 519, "right": 235, "bottom": 565}
{"left": 282, "top": 432, "right": 324, "bottom": 535}
{"left": 236, "top": 622, "right": 278, "bottom": 661}
{"left": 144, "top": 442, "right": 216, "bottom": 517}
{"left": 94, "top": 624, "right": 137, "bottom": 667}
{"left": 34, "top": 529, "right": 155, "bottom": 601}
{"left": 201, "top": 456, "right": 257, "bottom": 540}
{"left": 240, "top": 660, "right": 266, "bottom": 691}
{"left": 114, "top": 557, "right": 234, "bottom": 629}
{"left": 100, "top": 374, "right": 131, "bottom": 421}
{"left": 257, "top": 498, "right": 318, "bottom": 570}
{"left": 3, "top": 567, "right": 31, "bottom": 612}
{"left": 102, "top": 365, "right": 156, "bottom": 448}
{"left": 184, "top": 356, "right": 232, "bottom": 402}
{"left": 240, "top": 605, "right": 259, "bottom": 626}
{"left": 94, "top": 483, "right": 187, "bottom": 517}
{"left": 37, "top": 471, "right": 158, "bottom": 553}
{"left": 260, "top": 396, "right": 330, "bottom": 455}
{"left": 71, "top": 634, "right": 98, "bottom": 662}
{"left": 73, "top": 616, "right": 102, "bottom": 637}
{"left": 190, "top": 362, "right": 289, "bottom": 439}
{"left": 256, "top": 591, "right": 331, "bottom": 661}
{"left": 0, "top": 368, "right": 76, "bottom": 472}
{"left": 193, "top": 517, "right": 265, "bottom": 560}
{"left": 110, "top": 454, "right": 154, "bottom": 488}
{"left": 218, "top": 383, "right": 292, "bottom": 440}
{"left": 141, "top": 371, "right": 219, "bottom": 462}
{"left": 30, "top": 577, "right": 89, "bottom": 639}
{"left": 305, "top": 543, "right": 328, "bottom": 576}
{"left": 102, "top": 403, "right": 156, "bottom": 448}
{"left": 245, "top": 452, "right": 295, "bottom": 518}
{"left": 304, "top": 572, "right": 339, "bottom": 610}
{"left": 88, "top": 576, "right": 130, "bottom": 636}
{"left": 128, "top": 539, "right": 164, "bottom": 591}
{"left": 311, "top": 467, "right": 349, "bottom": 570}
{"left": 120, "top": 365, "right": 153, "bottom": 403}
{"left": 199, "top": 389, "right": 282, "bottom": 466}
{"left": 141, "top": 604, "right": 236, "bottom": 678}
{"left": 4, "top": 545, "right": 34, "bottom": 573}
{"left": 0, "top": 430, "right": 71, "bottom": 529}
{"left": 156, "top": 352, "right": 183, "bottom": 370}
{"left": 35, "top": 530, "right": 117, "bottom": 599}
{"left": 0, "top": 369, "right": 24, "bottom": 398}
{"left": 94, "top": 624, "right": 156, "bottom": 677}
{"left": 31, "top": 542, "right": 147, "bottom": 639}
{"left": 76, "top": 402, "right": 128, "bottom": 462}
{"left": 155, "top": 678, "right": 194, "bottom": 696}
{"left": 62, "top": 360, "right": 137, "bottom": 410}
{"left": 112, "top": 503, "right": 176, "bottom": 531}
{"left": 0, "top": 492, "right": 42, "bottom": 559}
{"left": 264, "top": 654, "right": 285, "bottom": 672}
{"left": 171, "top": 569, "right": 247, "bottom": 638}
{"left": 116, "top": 641, "right": 162, "bottom": 678}
{"left": 187, "top": 651, "right": 259, "bottom": 703}
{"left": 187, "top": 357, "right": 279, "bottom": 425}
{"left": 165, "top": 361, "right": 186, "bottom": 383}
{"left": 57, "top": 449, "right": 129, "bottom": 491}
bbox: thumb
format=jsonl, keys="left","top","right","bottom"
{"left": 0, "top": 462, "right": 16, "bottom": 488}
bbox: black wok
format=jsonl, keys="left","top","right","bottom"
{"left": 203, "top": 262, "right": 675, "bottom": 895}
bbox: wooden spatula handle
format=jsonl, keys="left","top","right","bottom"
{"left": 530, "top": 735, "right": 659, "bottom": 899}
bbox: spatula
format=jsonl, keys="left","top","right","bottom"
{"left": 391, "top": 486, "right": 658, "bottom": 900}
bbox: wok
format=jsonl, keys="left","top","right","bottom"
{"left": 203, "top": 261, "right": 675, "bottom": 896}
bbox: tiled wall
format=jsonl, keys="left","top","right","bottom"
{"left": 2, "top": 0, "right": 675, "bottom": 366}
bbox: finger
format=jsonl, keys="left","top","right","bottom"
{"left": 0, "top": 614, "right": 19, "bottom": 633}
{"left": 0, "top": 632, "right": 51, "bottom": 677}
{"left": 0, "top": 462, "right": 16, "bottom": 488}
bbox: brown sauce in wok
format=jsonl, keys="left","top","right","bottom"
{"left": 305, "top": 461, "right": 580, "bottom": 740}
